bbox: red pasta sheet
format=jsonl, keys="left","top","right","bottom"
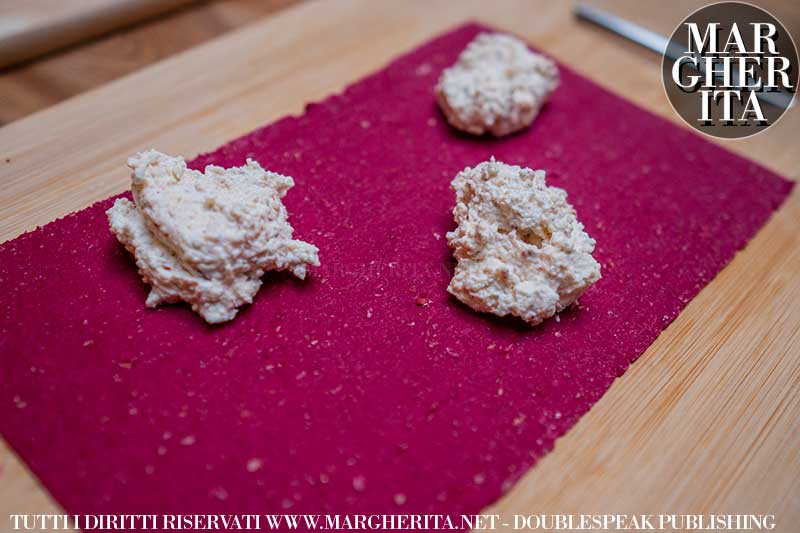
{"left": 0, "top": 23, "right": 792, "bottom": 524}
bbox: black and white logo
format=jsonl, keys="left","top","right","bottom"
{"left": 662, "top": 2, "right": 798, "bottom": 138}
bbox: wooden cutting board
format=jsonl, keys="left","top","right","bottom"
{"left": 0, "top": 0, "right": 195, "bottom": 68}
{"left": 1, "top": 0, "right": 798, "bottom": 528}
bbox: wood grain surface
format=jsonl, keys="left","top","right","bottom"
{"left": 0, "top": 0, "right": 197, "bottom": 69}
{"left": 0, "top": 0, "right": 298, "bottom": 125}
{"left": 0, "top": 0, "right": 798, "bottom": 530}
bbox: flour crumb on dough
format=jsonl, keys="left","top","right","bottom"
{"left": 446, "top": 159, "right": 600, "bottom": 325}
{"left": 435, "top": 32, "right": 559, "bottom": 137}
{"left": 107, "top": 150, "right": 319, "bottom": 323}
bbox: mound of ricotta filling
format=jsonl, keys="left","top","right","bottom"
{"left": 435, "top": 32, "right": 559, "bottom": 137}
{"left": 446, "top": 159, "right": 601, "bottom": 325}
{"left": 107, "top": 150, "right": 319, "bottom": 324}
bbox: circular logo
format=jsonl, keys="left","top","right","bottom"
{"left": 661, "top": 1, "right": 798, "bottom": 139}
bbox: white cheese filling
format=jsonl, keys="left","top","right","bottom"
{"left": 435, "top": 32, "right": 559, "bottom": 137}
{"left": 107, "top": 150, "right": 319, "bottom": 323}
{"left": 447, "top": 159, "right": 601, "bottom": 325}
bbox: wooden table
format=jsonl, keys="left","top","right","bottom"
{"left": 0, "top": 0, "right": 297, "bottom": 126}
{"left": 1, "top": 0, "right": 798, "bottom": 529}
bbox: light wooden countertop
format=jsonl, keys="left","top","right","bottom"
{"left": 0, "top": 0, "right": 297, "bottom": 125}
